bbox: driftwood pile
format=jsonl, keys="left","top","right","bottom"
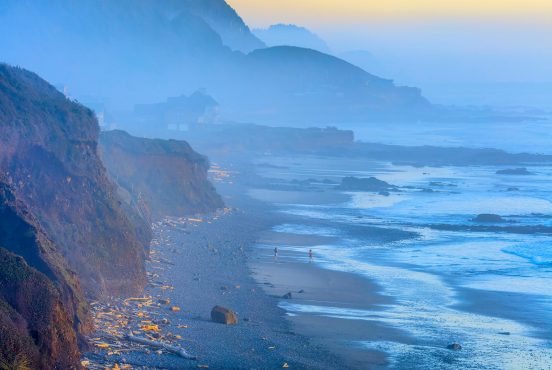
{"left": 82, "top": 217, "right": 207, "bottom": 369}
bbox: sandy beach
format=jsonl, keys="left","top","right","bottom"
{"left": 84, "top": 195, "right": 385, "bottom": 369}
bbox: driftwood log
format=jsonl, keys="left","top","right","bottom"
{"left": 125, "top": 333, "right": 197, "bottom": 360}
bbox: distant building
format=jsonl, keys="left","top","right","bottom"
{"left": 134, "top": 90, "right": 220, "bottom": 133}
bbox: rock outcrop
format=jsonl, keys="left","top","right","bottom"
{"left": 337, "top": 177, "right": 398, "bottom": 192}
{"left": 472, "top": 214, "right": 506, "bottom": 223}
{"left": 496, "top": 167, "right": 533, "bottom": 175}
{"left": 99, "top": 130, "right": 224, "bottom": 220}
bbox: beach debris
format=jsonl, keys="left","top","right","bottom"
{"left": 197, "top": 365, "right": 209, "bottom": 368}
{"left": 447, "top": 343, "right": 462, "bottom": 351}
{"left": 124, "top": 297, "right": 151, "bottom": 303}
{"left": 125, "top": 332, "right": 197, "bottom": 360}
{"left": 170, "top": 306, "right": 181, "bottom": 312}
{"left": 96, "top": 342, "right": 110, "bottom": 349}
{"left": 81, "top": 360, "right": 90, "bottom": 367}
{"left": 282, "top": 292, "right": 293, "bottom": 299}
{"left": 282, "top": 362, "right": 289, "bottom": 368}
{"left": 159, "top": 298, "right": 171, "bottom": 305}
{"left": 141, "top": 324, "right": 160, "bottom": 332}
{"left": 211, "top": 305, "right": 238, "bottom": 325}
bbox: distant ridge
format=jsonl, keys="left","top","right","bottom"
{"left": 0, "top": 0, "right": 436, "bottom": 125}
{"left": 253, "top": 23, "right": 330, "bottom": 53}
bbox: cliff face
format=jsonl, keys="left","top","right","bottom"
{"left": 0, "top": 247, "right": 80, "bottom": 369}
{"left": 0, "top": 64, "right": 146, "bottom": 298}
{"left": 99, "top": 130, "right": 224, "bottom": 220}
{"left": 0, "top": 181, "right": 83, "bottom": 369}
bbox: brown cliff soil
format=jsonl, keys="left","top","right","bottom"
{"left": 0, "top": 247, "right": 80, "bottom": 369}
{"left": 99, "top": 130, "right": 224, "bottom": 221}
{"left": 0, "top": 64, "right": 150, "bottom": 366}
{"left": 0, "top": 64, "right": 146, "bottom": 298}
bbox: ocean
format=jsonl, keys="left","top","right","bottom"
{"left": 249, "top": 147, "right": 552, "bottom": 368}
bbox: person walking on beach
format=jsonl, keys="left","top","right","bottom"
{"left": 274, "top": 247, "right": 278, "bottom": 259}
{"left": 308, "top": 249, "right": 313, "bottom": 262}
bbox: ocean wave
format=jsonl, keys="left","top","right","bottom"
{"left": 502, "top": 243, "right": 552, "bottom": 266}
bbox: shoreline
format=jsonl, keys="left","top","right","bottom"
{"left": 84, "top": 202, "right": 368, "bottom": 369}
{"left": 83, "top": 156, "right": 552, "bottom": 369}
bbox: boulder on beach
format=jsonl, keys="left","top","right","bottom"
{"left": 472, "top": 214, "right": 506, "bottom": 223}
{"left": 211, "top": 306, "right": 238, "bottom": 325}
{"left": 282, "top": 292, "right": 293, "bottom": 299}
{"left": 496, "top": 168, "right": 532, "bottom": 175}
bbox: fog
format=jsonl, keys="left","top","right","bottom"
{"left": 317, "top": 20, "right": 552, "bottom": 109}
{"left": 2, "top": 0, "right": 547, "bottom": 134}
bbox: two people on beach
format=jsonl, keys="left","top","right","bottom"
{"left": 273, "top": 247, "right": 313, "bottom": 261}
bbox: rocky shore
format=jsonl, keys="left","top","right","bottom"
{"left": 84, "top": 207, "right": 348, "bottom": 369}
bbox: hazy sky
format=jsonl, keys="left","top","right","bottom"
{"left": 228, "top": 0, "right": 552, "bottom": 26}
{"left": 228, "top": 0, "right": 552, "bottom": 108}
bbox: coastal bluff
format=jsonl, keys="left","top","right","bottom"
{"left": 99, "top": 130, "right": 224, "bottom": 221}
{"left": 0, "top": 64, "right": 226, "bottom": 366}
{"left": 0, "top": 64, "right": 146, "bottom": 366}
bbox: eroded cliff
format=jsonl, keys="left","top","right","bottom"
{"left": 0, "top": 64, "right": 146, "bottom": 297}
{"left": 0, "top": 64, "right": 150, "bottom": 366}
{"left": 99, "top": 130, "right": 224, "bottom": 220}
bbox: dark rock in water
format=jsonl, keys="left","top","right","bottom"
{"left": 421, "top": 188, "right": 435, "bottom": 193}
{"left": 447, "top": 343, "right": 462, "bottom": 351}
{"left": 282, "top": 292, "right": 293, "bottom": 299}
{"left": 298, "top": 289, "right": 305, "bottom": 294}
{"left": 379, "top": 191, "right": 390, "bottom": 196}
{"left": 507, "top": 187, "right": 520, "bottom": 192}
{"left": 496, "top": 168, "right": 532, "bottom": 175}
{"left": 472, "top": 214, "right": 506, "bottom": 223}
{"left": 211, "top": 306, "right": 238, "bottom": 325}
{"left": 337, "top": 177, "right": 397, "bottom": 192}
{"left": 498, "top": 331, "right": 511, "bottom": 335}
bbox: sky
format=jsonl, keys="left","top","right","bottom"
{"left": 228, "top": 0, "right": 552, "bottom": 26}
{"left": 228, "top": 0, "right": 552, "bottom": 109}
